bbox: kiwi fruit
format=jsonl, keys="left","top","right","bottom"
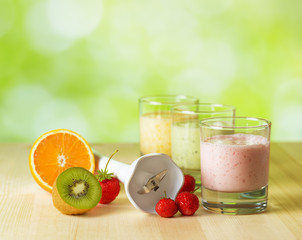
{"left": 52, "top": 167, "right": 102, "bottom": 215}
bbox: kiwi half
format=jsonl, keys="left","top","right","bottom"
{"left": 52, "top": 167, "right": 102, "bottom": 215}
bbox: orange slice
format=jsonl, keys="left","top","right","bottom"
{"left": 29, "top": 129, "right": 95, "bottom": 193}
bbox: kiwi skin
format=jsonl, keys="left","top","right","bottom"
{"left": 52, "top": 167, "right": 102, "bottom": 215}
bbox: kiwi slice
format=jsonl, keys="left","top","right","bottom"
{"left": 52, "top": 167, "right": 102, "bottom": 215}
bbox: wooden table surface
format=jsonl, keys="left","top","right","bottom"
{"left": 0, "top": 142, "right": 302, "bottom": 240}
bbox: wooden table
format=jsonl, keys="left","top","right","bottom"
{"left": 0, "top": 142, "right": 302, "bottom": 240}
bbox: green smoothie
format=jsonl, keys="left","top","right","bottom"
{"left": 171, "top": 121, "right": 200, "bottom": 170}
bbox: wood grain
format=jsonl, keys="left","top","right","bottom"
{"left": 0, "top": 142, "right": 302, "bottom": 240}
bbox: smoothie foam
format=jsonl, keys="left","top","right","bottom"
{"left": 200, "top": 134, "right": 270, "bottom": 192}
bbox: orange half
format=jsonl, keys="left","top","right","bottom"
{"left": 29, "top": 129, "right": 95, "bottom": 193}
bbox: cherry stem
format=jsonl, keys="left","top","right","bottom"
{"left": 104, "top": 149, "right": 119, "bottom": 172}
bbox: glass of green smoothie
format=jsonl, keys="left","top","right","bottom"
{"left": 171, "top": 104, "right": 235, "bottom": 187}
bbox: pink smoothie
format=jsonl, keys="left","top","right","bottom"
{"left": 200, "top": 134, "right": 270, "bottom": 192}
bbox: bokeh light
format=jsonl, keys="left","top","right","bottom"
{"left": 48, "top": 0, "right": 103, "bottom": 39}
{"left": 0, "top": 0, "right": 301, "bottom": 143}
{"left": 25, "top": 1, "right": 74, "bottom": 54}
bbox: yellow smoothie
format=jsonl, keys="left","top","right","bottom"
{"left": 139, "top": 112, "right": 172, "bottom": 156}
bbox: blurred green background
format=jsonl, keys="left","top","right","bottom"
{"left": 0, "top": 0, "right": 301, "bottom": 143}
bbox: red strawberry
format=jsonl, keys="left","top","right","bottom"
{"left": 96, "top": 150, "right": 120, "bottom": 204}
{"left": 97, "top": 177, "right": 120, "bottom": 204}
{"left": 175, "top": 192, "right": 199, "bottom": 216}
{"left": 179, "top": 175, "right": 196, "bottom": 193}
{"left": 155, "top": 192, "right": 178, "bottom": 218}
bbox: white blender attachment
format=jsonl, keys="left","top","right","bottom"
{"left": 94, "top": 152, "right": 184, "bottom": 214}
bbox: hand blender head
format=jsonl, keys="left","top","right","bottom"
{"left": 95, "top": 152, "right": 184, "bottom": 214}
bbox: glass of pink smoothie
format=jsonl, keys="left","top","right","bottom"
{"left": 200, "top": 117, "right": 271, "bottom": 214}
{"left": 139, "top": 95, "right": 198, "bottom": 156}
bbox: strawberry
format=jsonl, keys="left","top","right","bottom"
{"left": 175, "top": 192, "right": 199, "bottom": 216}
{"left": 179, "top": 174, "right": 196, "bottom": 193}
{"left": 96, "top": 150, "right": 120, "bottom": 204}
{"left": 97, "top": 177, "right": 120, "bottom": 204}
{"left": 155, "top": 192, "right": 178, "bottom": 218}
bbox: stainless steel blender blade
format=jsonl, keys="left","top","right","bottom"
{"left": 137, "top": 169, "right": 168, "bottom": 194}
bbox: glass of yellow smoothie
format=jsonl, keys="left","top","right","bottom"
{"left": 139, "top": 95, "right": 198, "bottom": 156}
{"left": 171, "top": 104, "right": 235, "bottom": 186}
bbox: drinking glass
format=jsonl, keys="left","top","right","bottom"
{"left": 171, "top": 104, "right": 235, "bottom": 186}
{"left": 139, "top": 95, "right": 198, "bottom": 157}
{"left": 200, "top": 117, "right": 271, "bottom": 214}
